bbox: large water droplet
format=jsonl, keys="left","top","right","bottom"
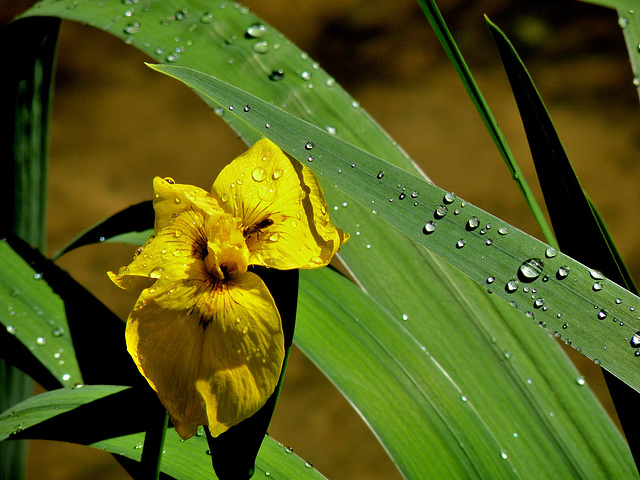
{"left": 443, "top": 192, "right": 456, "bottom": 204}
{"left": 124, "top": 22, "right": 140, "bottom": 34}
{"left": 246, "top": 23, "right": 267, "bottom": 38}
{"left": 556, "top": 266, "right": 569, "bottom": 279}
{"left": 253, "top": 41, "right": 270, "bottom": 53}
{"left": 518, "top": 258, "right": 543, "bottom": 282}
{"left": 423, "top": 221, "right": 437, "bottom": 234}
{"left": 269, "top": 69, "right": 285, "bottom": 81}
{"left": 597, "top": 309, "right": 608, "bottom": 320}
{"left": 456, "top": 239, "right": 466, "bottom": 249}
{"left": 630, "top": 332, "right": 640, "bottom": 348}
{"left": 589, "top": 270, "right": 605, "bottom": 280}
{"left": 305, "top": 141, "right": 314, "bottom": 150}
{"left": 251, "top": 167, "right": 266, "bottom": 182}
{"left": 434, "top": 205, "right": 448, "bottom": 219}
{"left": 376, "top": 171, "right": 385, "bottom": 179}
{"left": 545, "top": 247, "right": 557, "bottom": 258}
{"left": 36, "top": 337, "right": 47, "bottom": 346}
{"left": 466, "top": 216, "right": 479, "bottom": 230}
{"left": 505, "top": 279, "right": 519, "bottom": 293}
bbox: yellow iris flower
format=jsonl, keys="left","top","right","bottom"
{"left": 109, "top": 139, "right": 347, "bottom": 439}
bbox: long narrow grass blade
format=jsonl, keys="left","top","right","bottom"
{"left": 53, "top": 201, "right": 154, "bottom": 259}
{"left": 581, "top": 2, "right": 640, "bottom": 103}
{"left": 486, "top": 15, "right": 640, "bottom": 470}
{"left": 414, "top": 0, "right": 556, "bottom": 246}
{"left": 0, "top": 15, "right": 59, "bottom": 479}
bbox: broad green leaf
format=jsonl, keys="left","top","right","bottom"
{"left": 93, "top": 430, "right": 327, "bottom": 480}
{"left": 414, "top": 0, "right": 556, "bottom": 247}
{"left": 15, "top": 1, "right": 637, "bottom": 478}
{"left": 151, "top": 62, "right": 640, "bottom": 393}
{"left": 0, "top": 386, "right": 327, "bottom": 480}
{"left": 0, "top": 239, "right": 82, "bottom": 387}
{"left": 298, "top": 267, "right": 636, "bottom": 478}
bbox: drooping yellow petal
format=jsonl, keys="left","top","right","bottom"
{"left": 212, "top": 138, "right": 348, "bottom": 269}
{"left": 153, "top": 176, "right": 224, "bottom": 233}
{"left": 108, "top": 208, "right": 210, "bottom": 292}
{"left": 125, "top": 265, "right": 284, "bottom": 439}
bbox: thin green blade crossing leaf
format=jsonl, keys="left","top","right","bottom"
{"left": 486, "top": 15, "right": 640, "bottom": 471}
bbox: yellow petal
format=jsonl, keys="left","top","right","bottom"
{"left": 125, "top": 266, "right": 284, "bottom": 439}
{"left": 212, "top": 138, "right": 348, "bottom": 269}
{"left": 108, "top": 209, "right": 209, "bottom": 293}
{"left": 153, "top": 176, "right": 223, "bottom": 233}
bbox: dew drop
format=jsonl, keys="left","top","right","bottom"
{"left": 124, "top": 22, "right": 140, "bottom": 34}
{"left": 486, "top": 276, "right": 495, "bottom": 284}
{"left": 300, "top": 71, "right": 312, "bottom": 81}
{"left": 305, "top": 141, "right": 314, "bottom": 150}
{"left": 589, "top": 269, "right": 605, "bottom": 280}
{"left": 533, "top": 298, "right": 545, "bottom": 308}
{"left": 307, "top": 155, "right": 314, "bottom": 162}
{"left": 456, "top": 239, "right": 466, "bottom": 249}
{"left": 423, "top": 221, "right": 437, "bottom": 234}
{"left": 246, "top": 23, "right": 267, "bottom": 38}
{"left": 518, "top": 258, "right": 543, "bottom": 282}
{"left": 597, "top": 309, "right": 608, "bottom": 320}
{"left": 434, "top": 205, "right": 448, "bottom": 219}
{"left": 6, "top": 325, "right": 16, "bottom": 335}
{"left": 33, "top": 272, "right": 43, "bottom": 280}
{"left": 411, "top": 191, "right": 419, "bottom": 199}
{"left": 505, "top": 279, "right": 519, "bottom": 293}
{"left": 269, "top": 69, "right": 285, "bottom": 81}
{"left": 545, "top": 247, "right": 557, "bottom": 258}
{"left": 466, "top": 216, "right": 479, "bottom": 230}
{"left": 252, "top": 40, "right": 270, "bottom": 53}
{"left": 592, "top": 282, "right": 603, "bottom": 292}
{"left": 619, "top": 16, "right": 629, "bottom": 28}
{"left": 251, "top": 167, "right": 266, "bottom": 182}
{"left": 443, "top": 192, "right": 456, "bottom": 204}
{"left": 402, "top": 314, "right": 409, "bottom": 321}
{"left": 376, "top": 171, "right": 384, "bottom": 179}
{"left": 575, "top": 375, "right": 586, "bottom": 386}
{"left": 556, "top": 266, "right": 570, "bottom": 279}
{"left": 36, "top": 337, "right": 47, "bottom": 346}
{"left": 630, "top": 332, "right": 640, "bottom": 348}
{"left": 243, "top": 105, "right": 250, "bottom": 112}
{"left": 498, "top": 226, "right": 509, "bottom": 235}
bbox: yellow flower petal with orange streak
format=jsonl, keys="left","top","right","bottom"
{"left": 125, "top": 266, "right": 284, "bottom": 439}
{"left": 153, "top": 176, "right": 224, "bottom": 233}
{"left": 211, "top": 138, "right": 348, "bottom": 270}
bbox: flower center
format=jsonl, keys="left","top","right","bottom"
{"left": 204, "top": 213, "right": 250, "bottom": 280}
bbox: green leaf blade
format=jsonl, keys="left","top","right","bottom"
{"left": 0, "top": 239, "right": 82, "bottom": 387}
{"left": 147, "top": 62, "right": 640, "bottom": 396}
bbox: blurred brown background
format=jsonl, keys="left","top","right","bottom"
{"left": 3, "top": 0, "right": 640, "bottom": 478}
